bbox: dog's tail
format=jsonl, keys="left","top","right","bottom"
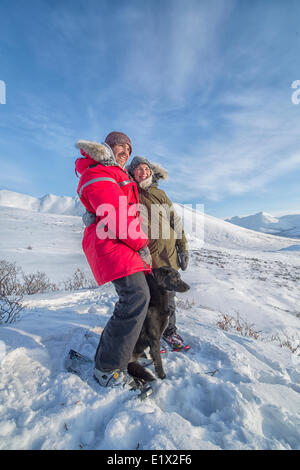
{"left": 127, "top": 361, "right": 156, "bottom": 382}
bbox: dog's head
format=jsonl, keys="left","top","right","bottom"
{"left": 152, "top": 267, "right": 190, "bottom": 293}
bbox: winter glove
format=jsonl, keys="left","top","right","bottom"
{"left": 177, "top": 251, "right": 189, "bottom": 271}
{"left": 82, "top": 210, "right": 96, "bottom": 227}
{"left": 138, "top": 246, "right": 152, "bottom": 267}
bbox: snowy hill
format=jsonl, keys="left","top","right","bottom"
{"left": 226, "top": 211, "right": 300, "bottom": 239}
{"left": 0, "top": 194, "right": 299, "bottom": 450}
{"left": 1, "top": 199, "right": 300, "bottom": 284}
{"left": 0, "top": 189, "right": 84, "bottom": 216}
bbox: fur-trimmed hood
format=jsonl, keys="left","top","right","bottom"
{"left": 150, "top": 162, "right": 168, "bottom": 183}
{"left": 76, "top": 140, "right": 117, "bottom": 166}
{"left": 126, "top": 156, "right": 168, "bottom": 189}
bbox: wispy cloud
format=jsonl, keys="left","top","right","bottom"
{"left": 0, "top": 161, "right": 32, "bottom": 191}
{"left": 1, "top": 0, "right": 300, "bottom": 215}
{"left": 3, "top": 101, "right": 76, "bottom": 156}
{"left": 118, "top": 0, "right": 300, "bottom": 205}
{"left": 123, "top": 0, "right": 236, "bottom": 105}
{"left": 151, "top": 83, "right": 300, "bottom": 203}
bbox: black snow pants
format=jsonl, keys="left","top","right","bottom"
{"left": 94, "top": 271, "right": 150, "bottom": 372}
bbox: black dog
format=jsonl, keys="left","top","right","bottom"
{"left": 127, "top": 267, "right": 190, "bottom": 383}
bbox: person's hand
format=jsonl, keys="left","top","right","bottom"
{"left": 177, "top": 251, "right": 189, "bottom": 271}
{"left": 82, "top": 210, "right": 96, "bottom": 227}
{"left": 138, "top": 246, "right": 152, "bottom": 267}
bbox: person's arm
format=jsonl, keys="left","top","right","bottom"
{"left": 162, "top": 191, "right": 189, "bottom": 270}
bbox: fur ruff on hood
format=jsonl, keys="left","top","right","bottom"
{"left": 76, "top": 140, "right": 117, "bottom": 166}
{"left": 126, "top": 156, "right": 168, "bottom": 188}
{"left": 151, "top": 162, "right": 168, "bottom": 183}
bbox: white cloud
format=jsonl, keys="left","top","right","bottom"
{"left": 151, "top": 84, "right": 300, "bottom": 202}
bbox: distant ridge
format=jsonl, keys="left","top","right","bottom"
{"left": 226, "top": 211, "right": 300, "bottom": 239}
{"left": 1, "top": 188, "right": 300, "bottom": 242}
{"left": 0, "top": 189, "right": 84, "bottom": 216}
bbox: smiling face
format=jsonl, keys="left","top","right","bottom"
{"left": 111, "top": 143, "right": 131, "bottom": 167}
{"left": 133, "top": 163, "right": 152, "bottom": 183}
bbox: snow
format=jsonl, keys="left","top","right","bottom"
{"left": 226, "top": 210, "right": 300, "bottom": 239}
{"left": 0, "top": 189, "right": 84, "bottom": 217}
{"left": 0, "top": 193, "right": 299, "bottom": 450}
{"left": 0, "top": 205, "right": 90, "bottom": 283}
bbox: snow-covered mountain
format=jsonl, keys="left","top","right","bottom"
{"left": 226, "top": 211, "right": 300, "bottom": 239}
{"left": 0, "top": 192, "right": 299, "bottom": 450}
{"left": 0, "top": 189, "right": 84, "bottom": 216}
{"left": 2, "top": 188, "right": 300, "bottom": 241}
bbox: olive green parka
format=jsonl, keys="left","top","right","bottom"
{"left": 128, "top": 160, "right": 188, "bottom": 270}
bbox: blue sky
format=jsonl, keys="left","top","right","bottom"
{"left": 1, "top": 0, "right": 300, "bottom": 219}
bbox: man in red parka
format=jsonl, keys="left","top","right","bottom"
{"left": 75, "top": 132, "right": 152, "bottom": 387}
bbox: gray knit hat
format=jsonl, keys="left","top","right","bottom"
{"left": 127, "top": 156, "right": 153, "bottom": 177}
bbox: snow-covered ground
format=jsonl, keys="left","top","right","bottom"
{"left": 0, "top": 198, "right": 299, "bottom": 450}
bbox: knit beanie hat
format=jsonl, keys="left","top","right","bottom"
{"left": 127, "top": 156, "right": 153, "bottom": 177}
{"left": 105, "top": 131, "right": 132, "bottom": 155}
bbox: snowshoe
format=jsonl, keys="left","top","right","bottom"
{"left": 65, "top": 349, "right": 93, "bottom": 374}
{"left": 65, "top": 349, "right": 153, "bottom": 400}
{"left": 162, "top": 333, "right": 190, "bottom": 352}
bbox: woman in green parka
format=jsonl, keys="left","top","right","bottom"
{"left": 127, "top": 156, "right": 189, "bottom": 350}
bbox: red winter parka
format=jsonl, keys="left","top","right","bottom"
{"left": 75, "top": 140, "right": 151, "bottom": 286}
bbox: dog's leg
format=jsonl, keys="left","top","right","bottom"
{"left": 127, "top": 361, "right": 156, "bottom": 382}
{"left": 149, "top": 340, "right": 166, "bottom": 379}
